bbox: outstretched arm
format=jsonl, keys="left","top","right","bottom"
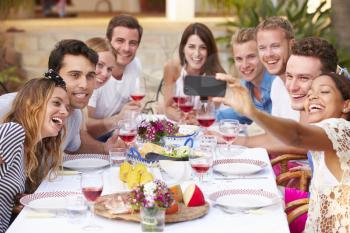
{"left": 215, "top": 74, "right": 332, "bottom": 152}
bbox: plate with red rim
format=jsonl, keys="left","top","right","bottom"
{"left": 213, "top": 158, "right": 268, "bottom": 176}
{"left": 63, "top": 154, "right": 109, "bottom": 171}
{"left": 20, "top": 191, "right": 81, "bottom": 211}
{"left": 208, "top": 188, "right": 280, "bottom": 210}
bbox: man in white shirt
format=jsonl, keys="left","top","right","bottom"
{"left": 87, "top": 15, "right": 143, "bottom": 140}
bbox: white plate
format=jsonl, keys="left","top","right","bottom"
{"left": 213, "top": 158, "right": 267, "bottom": 175}
{"left": 63, "top": 154, "right": 109, "bottom": 171}
{"left": 209, "top": 189, "right": 280, "bottom": 210}
{"left": 20, "top": 191, "right": 80, "bottom": 211}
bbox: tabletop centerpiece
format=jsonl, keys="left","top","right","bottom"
{"left": 137, "top": 119, "right": 179, "bottom": 146}
{"left": 128, "top": 179, "right": 174, "bottom": 232}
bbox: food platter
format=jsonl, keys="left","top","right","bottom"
{"left": 94, "top": 193, "right": 209, "bottom": 223}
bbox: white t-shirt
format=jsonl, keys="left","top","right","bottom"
{"left": 270, "top": 76, "right": 300, "bottom": 121}
{"left": 88, "top": 57, "right": 142, "bottom": 118}
{"left": 0, "top": 92, "right": 81, "bottom": 152}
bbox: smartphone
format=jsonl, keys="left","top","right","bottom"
{"left": 184, "top": 75, "right": 226, "bottom": 97}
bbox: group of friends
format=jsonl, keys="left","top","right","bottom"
{"left": 0, "top": 13, "right": 349, "bottom": 233}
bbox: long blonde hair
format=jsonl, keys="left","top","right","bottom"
{"left": 3, "top": 78, "right": 66, "bottom": 192}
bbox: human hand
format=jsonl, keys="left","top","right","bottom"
{"left": 120, "top": 101, "right": 141, "bottom": 117}
{"left": 213, "top": 73, "right": 256, "bottom": 117}
{"left": 104, "top": 132, "right": 127, "bottom": 154}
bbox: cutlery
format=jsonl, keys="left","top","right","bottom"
{"left": 26, "top": 211, "right": 56, "bottom": 218}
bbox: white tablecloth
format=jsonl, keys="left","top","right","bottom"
{"left": 7, "top": 148, "right": 290, "bottom": 233}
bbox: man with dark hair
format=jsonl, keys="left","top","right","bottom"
{"left": 216, "top": 28, "right": 275, "bottom": 124}
{"left": 0, "top": 39, "right": 116, "bottom": 154}
{"left": 286, "top": 37, "right": 338, "bottom": 113}
{"left": 87, "top": 14, "right": 143, "bottom": 140}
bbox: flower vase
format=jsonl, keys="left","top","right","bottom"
{"left": 140, "top": 207, "right": 165, "bottom": 232}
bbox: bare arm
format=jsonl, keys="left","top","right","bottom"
{"left": 87, "top": 102, "right": 141, "bottom": 138}
{"left": 215, "top": 74, "right": 333, "bottom": 152}
{"left": 163, "top": 60, "right": 182, "bottom": 122}
{"left": 235, "top": 132, "right": 307, "bottom": 155}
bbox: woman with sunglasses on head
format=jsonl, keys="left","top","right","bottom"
{"left": 0, "top": 71, "right": 69, "bottom": 232}
{"left": 215, "top": 72, "right": 350, "bottom": 232}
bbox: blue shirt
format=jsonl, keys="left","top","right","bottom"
{"left": 216, "top": 71, "right": 275, "bottom": 124}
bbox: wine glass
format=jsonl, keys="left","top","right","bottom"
{"left": 196, "top": 100, "right": 216, "bottom": 132}
{"left": 189, "top": 147, "right": 213, "bottom": 183}
{"left": 81, "top": 172, "right": 104, "bottom": 231}
{"left": 219, "top": 119, "right": 240, "bottom": 155}
{"left": 118, "top": 119, "right": 137, "bottom": 148}
{"left": 130, "top": 77, "right": 146, "bottom": 102}
{"left": 178, "top": 95, "right": 194, "bottom": 124}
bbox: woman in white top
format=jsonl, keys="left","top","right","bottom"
{"left": 163, "top": 22, "right": 226, "bottom": 123}
{"left": 215, "top": 72, "right": 350, "bottom": 232}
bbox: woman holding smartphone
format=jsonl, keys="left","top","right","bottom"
{"left": 163, "top": 23, "right": 226, "bottom": 123}
{"left": 215, "top": 72, "right": 350, "bottom": 232}
{"left": 0, "top": 72, "right": 69, "bottom": 232}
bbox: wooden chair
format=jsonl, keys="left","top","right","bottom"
{"left": 271, "top": 153, "right": 308, "bottom": 174}
{"left": 285, "top": 198, "right": 309, "bottom": 224}
{"left": 276, "top": 169, "right": 312, "bottom": 191}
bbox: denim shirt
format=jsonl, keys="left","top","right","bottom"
{"left": 216, "top": 71, "right": 275, "bottom": 124}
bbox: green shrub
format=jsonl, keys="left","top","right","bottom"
{"left": 207, "top": 0, "right": 350, "bottom": 68}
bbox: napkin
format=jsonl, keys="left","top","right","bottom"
{"left": 58, "top": 170, "right": 81, "bottom": 176}
{"left": 26, "top": 211, "right": 56, "bottom": 218}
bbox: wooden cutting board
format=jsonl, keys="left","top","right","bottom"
{"left": 94, "top": 193, "right": 209, "bottom": 223}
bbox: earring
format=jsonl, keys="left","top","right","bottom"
{"left": 343, "top": 108, "right": 349, "bottom": 113}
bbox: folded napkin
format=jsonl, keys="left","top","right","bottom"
{"left": 26, "top": 212, "right": 56, "bottom": 218}
{"left": 58, "top": 170, "right": 81, "bottom": 176}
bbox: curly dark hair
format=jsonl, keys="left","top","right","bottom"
{"left": 292, "top": 37, "right": 338, "bottom": 73}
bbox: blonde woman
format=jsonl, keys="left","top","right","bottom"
{"left": 0, "top": 72, "right": 69, "bottom": 232}
{"left": 85, "top": 37, "right": 117, "bottom": 89}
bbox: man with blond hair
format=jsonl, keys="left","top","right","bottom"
{"left": 216, "top": 28, "right": 274, "bottom": 124}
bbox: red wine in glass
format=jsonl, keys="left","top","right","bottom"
{"left": 82, "top": 187, "right": 103, "bottom": 202}
{"left": 179, "top": 104, "right": 193, "bottom": 113}
{"left": 191, "top": 163, "right": 210, "bottom": 173}
{"left": 173, "top": 96, "right": 186, "bottom": 105}
{"left": 222, "top": 134, "right": 236, "bottom": 143}
{"left": 119, "top": 133, "right": 137, "bottom": 143}
{"left": 131, "top": 94, "right": 145, "bottom": 101}
{"left": 197, "top": 117, "right": 215, "bottom": 128}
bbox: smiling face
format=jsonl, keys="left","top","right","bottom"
{"left": 233, "top": 40, "right": 264, "bottom": 84}
{"left": 58, "top": 54, "right": 96, "bottom": 109}
{"left": 110, "top": 26, "right": 139, "bottom": 67}
{"left": 41, "top": 87, "right": 70, "bottom": 138}
{"left": 256, "top": 28, "right": 292, "bottom": 76}
{"left": 285, "top": 55, "right": 323, "bottom": 111}
{"left": 183, "top": 34, "right": 208, "bottom": 74}
{"left": 305, "top": 75, "right": 347, "bottom": 123}
{"left": 95, "top": 51, "right": 116, "bottom": 89}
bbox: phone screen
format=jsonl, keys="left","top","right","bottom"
{"left": 184, "top": 75, "right": 226, "bottom": 97}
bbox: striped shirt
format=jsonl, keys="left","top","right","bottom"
{"left": 0, "top": 122, "right": 25, "bottom": 233}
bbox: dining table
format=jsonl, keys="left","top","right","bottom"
{"left": 6, "top": 125, "right": 290, "bottom": 233}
